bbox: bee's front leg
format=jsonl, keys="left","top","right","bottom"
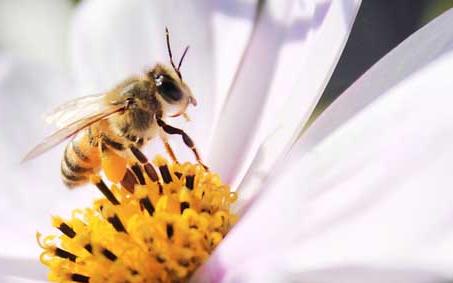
{"left": 156, "top": 118, "right": 209, "bottom": 170}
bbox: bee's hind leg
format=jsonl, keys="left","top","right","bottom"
{"left": 156, "top": 118, "right": 209, "bottom": 171}
{"left": 99, "top": 141, "right": 138, "bottom": 193}
{"left": 129, "top": 145, "right": 160, "bottom": 183}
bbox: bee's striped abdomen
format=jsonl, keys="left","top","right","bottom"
{"left": 61, "top": 130, "right": 100, "bottom": 188}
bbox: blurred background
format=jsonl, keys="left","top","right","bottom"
{"left": 1, "top": 0, "right": 453, "bottom": 122}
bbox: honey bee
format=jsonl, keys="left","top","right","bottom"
{"left": 23, "top": 28, "right": 207, "bottom": 189}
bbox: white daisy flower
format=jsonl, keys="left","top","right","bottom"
{"left": 2, "top": 1, "right": 452, "bottom": 282}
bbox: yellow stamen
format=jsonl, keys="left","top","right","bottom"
{"left": 38, "top": 154, "right": 238, "bottom": 282}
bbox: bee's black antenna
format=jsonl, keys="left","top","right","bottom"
{"left": 165, "top": 27, "right": 177, "bottom": 71}
{"left": 165, "top": 27, "right": 182, "bottom": 79}
{"left": 177, "top": 45, "right": 190, "bottom": 71}
{"left": 165, "top": 27, "right": 188, "bottom": 79}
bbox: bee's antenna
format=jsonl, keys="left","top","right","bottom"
{"left": 177, "top": 45, "right": 190, "bottom": 71}
{"left": 165, "top": 27, "right": 188, "bottom": 79}
{"left": 165, "top": 27, "right": 181, "bottom": 78}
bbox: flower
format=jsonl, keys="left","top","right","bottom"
{"left": 38, "top": 155, "right": 238, "bottom": 282}
{"left": 2, "top": 0, "right": 453, "bottom": 282}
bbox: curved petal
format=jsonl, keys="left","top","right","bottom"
{"left": 294, "top": 8, "right": 453, "bottom": 158}
{"left": 0, "top": 0, "right": 73, "bottom": 69}
{"left": 214, "top": 263, "right": 450, "bottom": 283}
{"left": 208, "top": 0, "right": 361, "bottom": 192}
{"left": 197, "top": 11, "right": 453, "bottom": 280}
{"left": 0, "top": 55, "right": 97, "bottom": 265}
{"left": 210, "top": 0, "right": 258, "bottom": 132}
{"left": 70, "top": 0, "right": 257, "bottom": 160}
{"left": 0, "top": 257, "right": 46, "bottom": 282}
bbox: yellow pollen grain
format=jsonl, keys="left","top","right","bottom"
{"left": 38, "top": 154, "right": 238, "bottom": 283}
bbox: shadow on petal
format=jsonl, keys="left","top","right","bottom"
{"left": 295, "top": 265, "right": 450, "bottom": 283}
{"left": 0, "top": 257, "right": 46, "bottom": 281}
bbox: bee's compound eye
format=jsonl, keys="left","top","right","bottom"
{"left": 155, "top": 74, "right": 182, "bottom": 102}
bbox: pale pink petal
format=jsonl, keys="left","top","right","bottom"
{"left": 209, "top": 0, "right": 258, "bottom": 137}
{"left": 1, "top": 277, "right": 45, "bottom": 283}
{"left": 0, "top": 0, "right": 73, "bottom": 69}
{"left": 215, "top": 261, "right": 449, "bottom": 283}
{"left": 208, "top": 0, "right": 361, "bottom": 192}
{"left": 293, "top": 7, "right": 453, "bottom": 158}
{"left": 0, "top": 257, "right": 46, "bottom": 282}
{"left": 197, "top": 10, "right": 453, "bottom": 281}
{"left": 0, "top": 56, "right": 97, "bottom": 264}
{"left": 70, "top": 0, "right": 257, "bottom": 161}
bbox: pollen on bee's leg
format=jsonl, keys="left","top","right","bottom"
{"left": 39, "top": 155, "right": 239, "bottom": 282}
{"left": 101, "top": 148, "right": 127, "bottom": 183}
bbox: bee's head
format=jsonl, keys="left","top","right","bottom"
{"left": 147, "top": 64, "right": 196, "bottom": 117}
{"left": 147, "top": 28, "right": 196, "bottom": 117}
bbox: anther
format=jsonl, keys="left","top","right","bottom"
{"left": 166, "top": 223, "right": 174, "bottom": 240}
{"left": 185, "top": 175, "right": 194, "bottom": 190}
{"left": 91, "top": 176, "right": 120, "bottom": 205}
{"left": 71, "top": 273, "right": 90, "bottom": 283}
{"left": 139, "top": 197, "right": 155, "bottom": 216}
{"left": 84, "top": 244, "right": 93, "bottom": 254}
{"left": 107, "top": 214, "right": 127, "bottom": 233}
{"left": 131, "top": 164, "right": 146, "bottom": 185}
{"left": 55, "top": 248, "right": 77, "bottom": 262}
{"left": 101, "top": 248, "right": 117, "bottom": 262}
{"left": 180, "top": 202, "right": 190, "bottom": 214}
{"left": 57, "top": 222, "right": 76, "bottom": 238}
{"left": 174, "top": 171, "right": 183, "bottom": 179}
{"left": 159, "top": 165, "right": 172, "bottom": 184}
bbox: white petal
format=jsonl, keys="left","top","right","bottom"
{"left": 218, "top": 262, "right": 450, "bottom": 283}
{"left": 197, "top": 9, "right": 453, "bottom": 280}
{"left": 208, "top": 0, "right": 361, "bottom": 192}
{"left": 70, "top": 0, "right": 257, "bottom": 161}
{"left": 294, "top": 7, "right": 453, "bottom": 158}
{"left": 0, "top": 0, "right": 73, "bottom": 69}
{"left": 0, "top": 55, "right": 97, "bottom": 261}
{"left": 210, "top": 0, "right": 258, "bottom": 133}
{"left": 0, "top": 257, "right": 46, "bottom": 282}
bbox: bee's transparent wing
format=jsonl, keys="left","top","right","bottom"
{"left": 22, "top": 104, "right": 126, "bottom": 162}
{"left": 44, "top": 93, "right": 108, "bottom": 129}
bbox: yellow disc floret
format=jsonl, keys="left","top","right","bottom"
{"left": 38, "top": 155, "right": 238, "bottom": 283}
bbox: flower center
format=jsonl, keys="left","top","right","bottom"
{"left": 38, "top": 154, "right": 238, "bottom": 282}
